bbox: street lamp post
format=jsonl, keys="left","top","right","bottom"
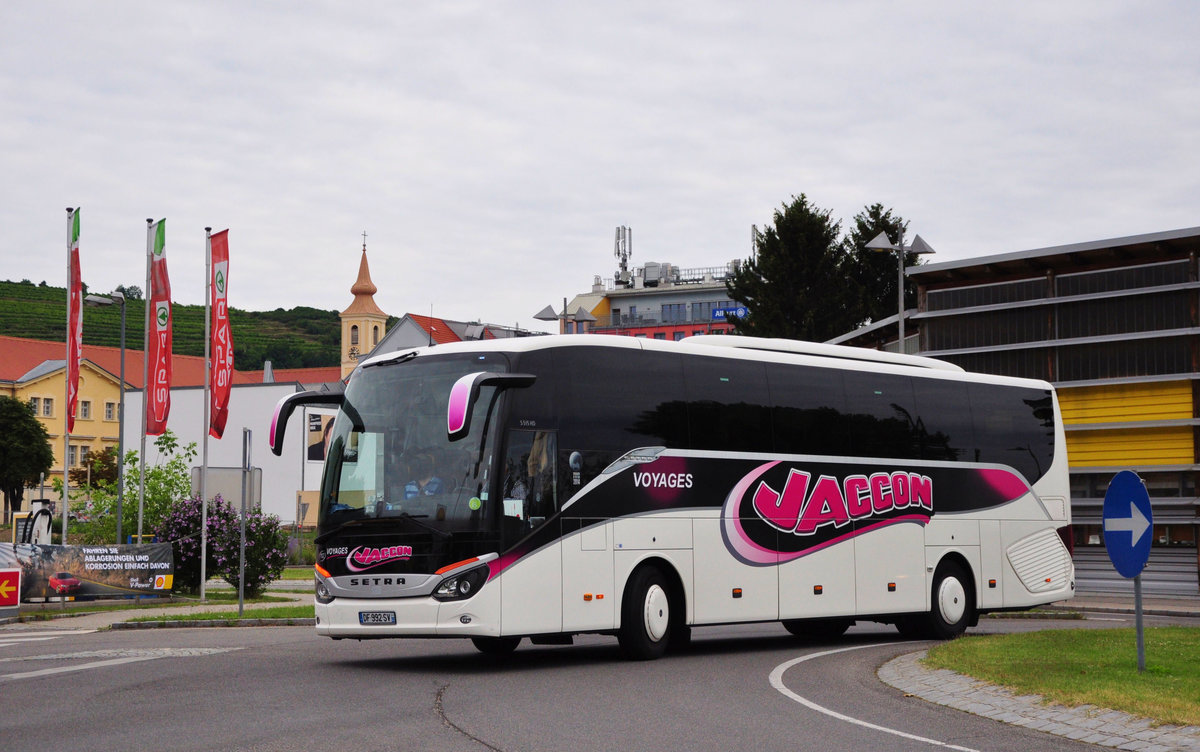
{"left": 84, "top": 290, "right": 126, "bottom": 543}
{"left": 865, "top": 231, "right": 936, "bottom": 354}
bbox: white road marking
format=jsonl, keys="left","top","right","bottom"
{"left": 769, "top": 643, "right": 981, "bottom": 752}
{"left": 0, "top": 647, "right": 239, "bottom": 681}
{"left": 0, "top": 629, "right": 96, "bottom": 648}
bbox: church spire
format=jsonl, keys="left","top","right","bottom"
{"left": 341, "top": 236, "right": 385, "bottom": 317}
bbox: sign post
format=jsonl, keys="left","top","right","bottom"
{"left": 1102, "top": 470, "right": 1153, "bottom": 673}
{"left": 0, "top": 569, "right": 20, "bottom": 619}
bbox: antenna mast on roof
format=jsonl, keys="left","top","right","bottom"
{"left": 614, "top": 226, "right": 632, "bottom": 286}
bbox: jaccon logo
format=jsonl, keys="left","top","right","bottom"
{"left": 345, "top": 545, "right": 414, "bottom": 572}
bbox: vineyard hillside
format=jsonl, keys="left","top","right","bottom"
{"left": 0, "top": 279, "right": 343, "bottom": 369}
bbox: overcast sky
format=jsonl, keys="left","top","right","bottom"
{"left": 2, "top": 1, "right": 1197, "bottom": 335}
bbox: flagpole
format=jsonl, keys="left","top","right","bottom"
{"left": 63, "top": 207, "right": 74, "bottom": 545}
{"left": 138, "top": 218, "right": 152, "bottom": 543}
{"left": 200, "top": 227, "right": 212, "bottom": 601}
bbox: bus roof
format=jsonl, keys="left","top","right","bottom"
{"left": 357, "top": 333, "right": 1058, "bottom": 392}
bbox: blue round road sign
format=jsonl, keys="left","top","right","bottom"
{"left": 1102, "top": 470, "right": 1153, "bottom": 579}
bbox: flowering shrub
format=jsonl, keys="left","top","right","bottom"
{"left": 153, "top": 495, "right": 288, "bottom": 597}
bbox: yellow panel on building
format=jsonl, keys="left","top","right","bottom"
{"left": 1066, "top": 426, "right": 1194, "bottom": 467}
{"left": 1058, "top": 381, "right": 1192, "bottom": 424}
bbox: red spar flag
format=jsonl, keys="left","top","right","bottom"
{"left": 66, "top": 209, "right": 82, "bottom": 433}
{"left": 209, "top": 229, "right": 233, "bottom": 439}
{"left": 146, "top": 219, "right": 172, "bottom": 435}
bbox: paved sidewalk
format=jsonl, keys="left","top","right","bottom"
{"left": 2, "top": 590, "right": 310, "bottom": 631}
{"left": 880, "top": 650, "right": 1200, "bottom": 752}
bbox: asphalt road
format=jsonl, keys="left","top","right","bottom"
{"left": 0, "top": 613, "right": 1186, "bottom": 752}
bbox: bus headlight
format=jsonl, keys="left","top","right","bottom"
{"left": 433, "top": 566, "right": 488, "bottom": 601}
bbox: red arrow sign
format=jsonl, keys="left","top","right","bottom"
{"left": 0, "top": 569, "right": 20, "bottom": 607}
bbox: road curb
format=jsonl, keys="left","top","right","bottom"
{"left": 112, "top": 618, "right": 316, "bottom": 630}
{"left": 879, "top": 650, "right": 1200, "bottom": 752}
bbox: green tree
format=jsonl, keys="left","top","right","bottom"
{"left": 843, "top": 203, "right": 915, "bottom": 325}
{"left": 725, "top": 194, "right": 858, "bottom": 341}
{"left": 68, "top": 446, "right": 119, "bottom": 489}
{"left": 74, "top": 430, "right": 196, "bottom": 544}
{"left": 0, "top": 396, "right": 55, "bottom": 524}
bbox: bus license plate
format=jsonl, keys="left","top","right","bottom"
{"left": 359, "top": 611, "right": 397, "bottom": 625}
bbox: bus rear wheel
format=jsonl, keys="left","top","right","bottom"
{"left": 618, "top": 566, "right": 673, "bottom": 660}
{"left": 471, "top": 636, "right": 521, "bottom": 656}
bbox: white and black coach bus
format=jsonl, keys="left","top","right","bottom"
{"left": 270, "top": 334, "right": 1073, "bottom": 659}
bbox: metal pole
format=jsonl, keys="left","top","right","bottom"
{"left": 1134, "top": 574, "right": 1146, "bottom": 673}
{"left": 64, "top": 208, "right": 73, "bottom": 545}
{"left": 138, "top": 218, "right": 152, "bottom": 544}
{"left": 897, "top": 248, "right": 905, "bottom": 352}
{"left": 116, "top": 294, "right": 125, "bottom": 544}
{"left": 201, "top": 228, "right": 212, "bottom": 601}
{"left": 239, "top": 428, "right": 250, "bottom": 617}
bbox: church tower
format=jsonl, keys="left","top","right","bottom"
{"left": 340, "top": 236, "right": 389, "bottom": 379}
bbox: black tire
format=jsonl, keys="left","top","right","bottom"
{"left": 618, "top": 566, "right": 673, "bottom": 660}
{"left": 897, "top": 561, "right": 974, "bottom": 640}
{"left": 471, "top": 636, "right": 521, "bottom": 656}
{"left": 782, "top": 617, "right": 852, "bottom": 641}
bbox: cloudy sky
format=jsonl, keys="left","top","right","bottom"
{"left": 2, "top": 1, "right": 1196, "bottom": 334}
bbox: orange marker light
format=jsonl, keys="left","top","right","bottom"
{"left": 315, "top": 563, "right": 331, "bottom": 579}
{"left": 988, "top": 579, "right": 997, "bottom": 588}
{"left": 583, "top": 593, "right": 593, "bottom": 602}
{"left": 732, "top": 588, "right": 743, "bottom": 599}
{"left": 887, "top": 582, "right": 896, "bottom": 592}
{"left": 813, "top": 585, "right": 823, "bottom": 595}
{"left": 435, "top": 557, "right": 480, "bottom": 575}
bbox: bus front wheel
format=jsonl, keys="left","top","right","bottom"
{"left": 618, "top": 566, "right": 673, "bottom": 660}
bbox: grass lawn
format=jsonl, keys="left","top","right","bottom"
{"left": 924, "top": 627, "right": 1200, "bottom": 726}
{"left": 279, "top": 567, "right": 315, "bottom": 581}
{"left": 128, "top": 604, "right": 315, "bottom": 622}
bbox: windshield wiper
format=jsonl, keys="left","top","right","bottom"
{"left": 314, "top": 517, "right": 363, "bottom": 545}
{"left": 398, "top": 512, "right": 452, "bottom": 540}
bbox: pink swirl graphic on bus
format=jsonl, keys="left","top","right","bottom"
{"left": 722, "top": 461, "right": 1030, "bottom": 565}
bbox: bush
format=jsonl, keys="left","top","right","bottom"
{"left": 154, "top": 495, "right": 288, "bottom": 597}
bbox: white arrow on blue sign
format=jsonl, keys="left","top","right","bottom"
{"left": 1102, "top": 470, "right": 1154, "bottom": 579}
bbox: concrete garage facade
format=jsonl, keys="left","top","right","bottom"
{"left": 838, "top": 227, "right": 1200, "bottom": 595}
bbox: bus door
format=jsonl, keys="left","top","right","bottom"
{"left": 497, "top": 429, "right": 564, "bottom": 635}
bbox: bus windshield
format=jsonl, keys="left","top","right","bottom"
{"left": 318, "top": 351, "right": 509, "bottom": 537}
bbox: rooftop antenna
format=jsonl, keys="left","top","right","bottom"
{"left": 614, "top": 226, "right": 632, "bottom": 286}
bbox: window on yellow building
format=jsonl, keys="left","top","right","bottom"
{"left": 68, "top": 444, "right": 77, "bottom": 467}
{"left": 80, "top": 400, "right": 91, "bottom": 419}
{"left": 42, "top": 397, "right": 53, "bottom": 417}
{"left": 351, "top": 325, "right": 359, "bottom": 345}
{"left": 105, "top": 402, "right": 115, "bottom": 420}
{"left": 29, "top": 397, "right": 40, "bottom": 414}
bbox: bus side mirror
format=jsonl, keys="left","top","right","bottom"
{"left": 447, "top": 372, "right": 536, "bottom": 442}
{"left": 269, "top": 390, "right": 345, "bottom": 456}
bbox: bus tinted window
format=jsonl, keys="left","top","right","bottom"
{"left": 842, "top": 371, "right": 920, "bottom": 460}
{"left": 766, "top": 362, "right": 850, "bottom": 455}
{"left": 683, "top": 356, "right": 771, "bottom": 452}
{"left": 551, "top": 347, "right": 688, "bottom": 451}
{"left": 911, "top": 378, "right": 975, "bottom": 462}
{"left": 969, "top": 383, "right": 1055, "bottom": 483}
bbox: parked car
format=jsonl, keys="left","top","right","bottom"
{"left": 48, "top": 572, "right": 81, "bottom": 594}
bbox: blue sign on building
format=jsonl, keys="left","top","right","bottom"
{"left": 712, "top": 306, "right": 748, "bottom": 321}
{"left": 1102, "top": 470, "right": 1154, "bottom": 579}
